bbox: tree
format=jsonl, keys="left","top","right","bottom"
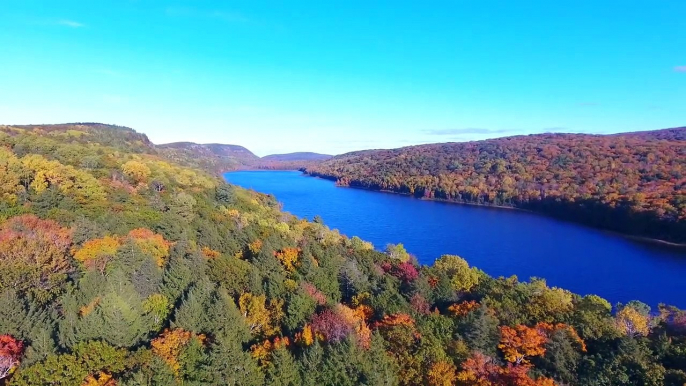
{"left": 426, "top": 360, "right": 457, "bottom": 386}
{"left": 0, "top": 335, "right": 24, "bottom": 381}
{"left": 0, "top": 215, "right": 74, "bottom": 302}
{"left": 385, "top": 243, "right": 411, "bottom": 262}
{"left": 126, "top": 228, "right": 171, "bottom": 267}
{"left": 73, "top": 236, "right": 120, "bottom": 273}
{"left": 238, "top": 293, "right": 282, "bottom": 338}
{"left": 151, "top": 328, "right": 200, "bottom": 376}
{"left": 615, "top": 303, "right": 651, "bottom": 337}
{"left": 122, "top": 160, "right": 151, "bottom": 184}
{"left": 433, "top": 254, "right": 481, "bottom": 292}
{"left": 499, "top": 325, "right": 548, "bottom": 365}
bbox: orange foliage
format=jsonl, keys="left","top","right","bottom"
{"left": 250, "top": 336, "right": 290, "bottom": 367}
{"left": 0, "top": 215, "right": 73, "bottom": 298}
{"left": 201, "top": 246, "right": 221, "bottom": 259}
{"left": 375, "top": 313, "right": 416, "bottom": 329}
{"left": 498, "top": 325, "right": 548, "bottom": 364}
{"left": 536, "top": 322, "right": 587, "bottom": 352}
{"left": 448, "top": 300, "right": 480, "bottom": 317}
{"left": 73, "top": 236, "right": 120, "bottom": 272}
{"left": 457, "top": 352, "right": 557, "bottom": 386}
{"left": 151, "top": 329, "right": 197, "bottom": 375}
{"left": 248, "top": 239, "right": 263, "bottom": 255}
{"left": 127, "top": 228, "right": 171, "bottom": 267}
{"left": 306, "top": 128, "right": 686, "bottom": 242}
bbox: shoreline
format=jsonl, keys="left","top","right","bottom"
{"left": 301, "top": 172, "right": 686, "bottom": 250}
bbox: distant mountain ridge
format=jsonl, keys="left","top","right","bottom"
{"left": 0, "top": 123, "right": 330, "bottom": 173}
{"left": 262, "top": 152, "right": 332, "bottom": 162}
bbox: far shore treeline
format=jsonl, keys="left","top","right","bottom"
{"left": 305, "top": 127, "right": 686, "bottom": 245}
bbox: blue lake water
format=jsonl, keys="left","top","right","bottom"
{"left": 224, "top": 170, "right": 686, "bottom": 309}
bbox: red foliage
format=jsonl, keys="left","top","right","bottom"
{"left": 310, "top": 309, "right": 354, "bottom": 343}
{"left": 392, "top": 262, "right": 420, "bottom": 283}
{"left": 410, "top": 294, "right": 431, "bottom": 315}
{"left": 301, "top": 282, "right": 327, "bottom": 306}
{"left": 0, "top": 335, "right": 23, "bottom": 380}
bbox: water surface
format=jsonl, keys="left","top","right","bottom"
{"left": 225, "top": 170, "right": 686, "bottom": 308}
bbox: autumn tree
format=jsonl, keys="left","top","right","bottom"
{"left": 73, "top": 236, "right": 121, "bottom": 273}
{"left": 239, "top": 293, "right": 282, "bottom": 337}
{"left": 126, "top": 228, "right": 171, "bottom": 267}
{"left": 0, "top": 215, "right": 74, "bottom": 302}
{"left": 499, "top": 325, "right": 548, "bottom": 364}
{"left": 615, "top": 302, "right": 651, "bottom": 337}
{"left": 433, "top": 254, "right": 481, "bottom": 292}
{"left": 0, "top": 335, "right": 24, "bottom": 381}
{"left": 121, "top": 160, "right": 151, "bottom": 184}
{"left": 151, "top": 328, "right": 202, "bottom": 376}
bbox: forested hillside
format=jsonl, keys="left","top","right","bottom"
{"left": 305, "top": 127, "right": 686, "bottom": 243}
{"left": 0, "top": 123, "right": 685, "bottom": 385}
{"left": 158, "top": 142, "right": 261, "bottom": 173}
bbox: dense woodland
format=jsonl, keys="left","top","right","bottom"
{"left": 305, "top": 128, "right": 686, "bottom": 243}
{"left": 0, "top": 123, "right": 685, "bottom": 385}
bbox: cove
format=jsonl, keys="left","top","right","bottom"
{"left": 224, "top": 170, "right": 686, "bottom": 309}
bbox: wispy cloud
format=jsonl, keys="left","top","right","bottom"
{"left": 675, "top": 65, "right": 686, "bottom": 73}
{"left": 165, "top": 6, "right": 250, "bottom": 24}
{"left": 423, "top": 128, "right": 511, "bottom": 136}
{"left": 58, "top": 19, "right": 84, "bottom": 28}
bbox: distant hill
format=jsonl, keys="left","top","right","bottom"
{"left": 305, "top": 126, "right": 686, "bottom": 243}
{"left": 262, "top": 152, "right": 332, "bottom": 162}
{"left": 158, "top": 142, "right": 260, "bottom": 172}
{"left": 258, "top": 152, "right": 332, "bottom": 170}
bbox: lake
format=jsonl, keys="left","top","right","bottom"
{"left": 224, "top": 170, "right": 686, "bottom": 309}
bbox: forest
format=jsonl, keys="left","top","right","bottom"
{"left": 0, "top": 123, "right": 685, "bottom": 385}
{"left": 304, "top": 127, "right": 686, "bottom": 244}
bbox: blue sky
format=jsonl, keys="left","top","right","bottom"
{"left": 1, "top": 0, "right": 684, "bottom": 156}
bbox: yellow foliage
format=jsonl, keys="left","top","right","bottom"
{"left": 151, "top": 329, "right": 194, "bottom": 375}
{"left": 615, "top": 305, "right": 651, "bottom": 337}
{"left": 427, "top": 361, "right": 457, "bottom": 386}
{"left": 239, "top": 293, "right": 281, "bottom": 337}
{"left": 122, "top": 160, "right": 151, "bottom": 184}
{"left": 274, "top": 247, "right": 300, "bottom": 272}
{"left": 295, "top": 324, "right": 315, "bottom": 346}
{"left": 73, "top": 236, "right": 121, "bottom": 271}
{"left": 81, "top": 372, "right": 116, "bottom": 386}
{"left": 434, "top": 255, "right": 480, "bottom": 292}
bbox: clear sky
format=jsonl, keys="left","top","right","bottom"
{"left": 1, "top": 1, "right": 684, "bottom": 156}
